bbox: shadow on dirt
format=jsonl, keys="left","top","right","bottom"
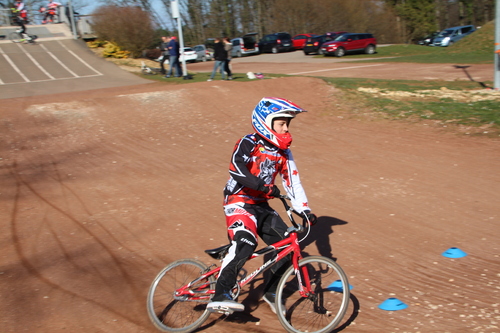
{"left": 300, "top": 216, "right": 349, "bottom": 261}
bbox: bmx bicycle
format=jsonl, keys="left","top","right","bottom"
{"left": 147, "top": 195, "right": 350, "bottom": 333}
{"left": 141, "top": 61, "right": 162, "bottom": 75}
{"left": 8, "top": 28, "right": 37, "bottom": 44}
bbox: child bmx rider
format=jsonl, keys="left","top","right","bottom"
{"left": 207, "top": 97, "right": 317, "bottom": 314}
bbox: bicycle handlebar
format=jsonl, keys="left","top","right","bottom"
{"left": 277, "top": 195, "right": 308, "bottom": 234}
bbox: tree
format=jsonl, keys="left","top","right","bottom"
{"left": 91, "top": 5, "right": 155, "bottom": 58}
{"left": 386, "top": 0, "right": 495, "bottom": 41}
{"left": 384, "top": 0, "right": 437, "bottom": 42}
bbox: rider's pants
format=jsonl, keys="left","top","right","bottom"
{"left": 213, "top": 202, "right": 290, "bottom": 299}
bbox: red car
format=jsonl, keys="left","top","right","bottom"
{"left": 292, "top": 34, "right": 317, "bottom": 50}
{"left": 321, "top": 33, "right": 377, "bottom": 57}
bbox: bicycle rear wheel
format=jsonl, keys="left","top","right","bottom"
{"left": 275, "top": 256, "right": 350, "bottom": 333}
{"left": 147, "top": 259, "right": 215, "bottom": 333}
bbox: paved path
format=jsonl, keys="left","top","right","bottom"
{"left": 0, "top": 24, "right": 151, "bottom": 99}
{"left": 188, "top": 51, "right": 494, "bottom": 82}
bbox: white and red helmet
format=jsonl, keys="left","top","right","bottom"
{"left": 251, "top": 97, "right": 306, "bottom": 149}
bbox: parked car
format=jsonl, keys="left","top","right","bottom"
{"left": 417, "top": 32, "right": 439, "bottom": 46}
{"left": 180, "top": 47, "right": 198, "bottom": 63}
{"left": 303, "top": 35, "right": 334, "bottom": 55}
{"left": 193, "top": 44, "right": 212, "bottom": 62}
{"left": 204, "top": 38, "right": 216, "bottom": 56}
{"left": 155, "top": 47, "right": 202, "bottom": 64}
{"left": 292, "top": 33, "right": 317, "bottom": 50}
{"left": 325, "top": 31, "right": 348, "bottom": 39}
{"left": 231, "top": 33, "right": 260, "bottom": 57}
{"left": 258, "top": 32, "right": 294, "bottom": 53}
{"left": 431, "top": 25, "right": 476, "bottom": 47}
{"left": 321, "top": 33, "right": 377, "bottom": 57}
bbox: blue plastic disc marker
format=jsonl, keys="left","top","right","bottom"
{"left": 378, "top": 297, "right": 408, "bottom": 311}
{"left": 326, "top": 280, "right": 353, "bottom": 292}
{"left": 442, "top": 247, "right": 467, "bottom": 258}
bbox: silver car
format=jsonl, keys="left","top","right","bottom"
{"left": 193, "top": 44, "right": 212, "bottom": 62}
{"left": 432, "top": 25, "right": 476, "bottom": 47}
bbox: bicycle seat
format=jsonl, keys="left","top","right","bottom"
{"left": 204, "top": 244, "right": 231, "bottom": 259}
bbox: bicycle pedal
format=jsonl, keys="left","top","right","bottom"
{"left": 207, "top": 305, "right": 236, "bottom": 315}
{"left": 218, "top": 309, "right": 234, "bottom": 316}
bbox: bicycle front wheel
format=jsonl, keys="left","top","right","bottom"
{"left": 147, "top": 259, "right": 215, "bottom": 333}
{"left": 275, "top": 256, "right": 350, "bottom": 333}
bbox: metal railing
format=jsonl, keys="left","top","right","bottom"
{"left": 0, "top": 8, "right": 11, "bottom": 26}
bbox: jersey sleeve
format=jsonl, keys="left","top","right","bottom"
{"left": 228, "top": 135, "right": 266, "bottom": 190}
{"left": 281, "top": 150, "right": 310, "bottom": 213}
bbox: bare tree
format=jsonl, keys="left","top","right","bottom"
{"left": 98, "top": 0, "right": 166, "bottom": 29}
{"left": 91, "top": 5, "right": 155, "bottom": 57}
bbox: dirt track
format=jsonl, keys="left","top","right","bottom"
{"left": 1, "top": 70, "right": 499, "bottom": 332}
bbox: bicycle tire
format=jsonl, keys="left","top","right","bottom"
{"left": 8, "top": 32, "right": 20, "bottom": 43}
{"left": 275, "top": 256, "right": 350, "bottom": 333}
{"left": 147, "top": 259, "right": 215, "bottom": 333}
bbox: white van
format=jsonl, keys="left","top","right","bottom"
{"left": 231, "top": 33, "right": 260, "bottom": 57}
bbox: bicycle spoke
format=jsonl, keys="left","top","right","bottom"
{"left": 147, "top": 259, "right": 215, "bottom": 332}
{"left": 276, "top": 256, "right": 350, "bottom": 333}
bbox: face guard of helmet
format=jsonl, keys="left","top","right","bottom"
{"left": 252, "top": 97, "right": 307, "bottom": 149}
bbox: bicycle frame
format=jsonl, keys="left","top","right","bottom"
{"left": 174, "top": 196, "right": 314, "bottom": 301}
{"left": 8, "top": 29, "right": 37, "bottom": 44}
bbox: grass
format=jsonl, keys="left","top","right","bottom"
{"left": 342, "top": 44, "right": 494, "bottom": 64}
{"left": 319, "top": 20, "right": 496, "bottom": 64}
{"left": 319, "top": 77, "right": 488, "bottom": 91}
{"left": 136, "top": 68, "right": 287, "bottom": 84}
{"left": 319, "top": 77, "right": 500, "bottom": 137}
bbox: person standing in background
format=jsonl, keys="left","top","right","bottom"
{"left": 159, "top": 36, "right": 169, "bottom": 75}
{"left": 40, "top": 1, "right": 61, "bottom": 24}
{"left": 165, "top": 36, "right": 182, "bottom": 78}
{"left": 207, "top": 38, "right": 227, "bottom": 81}
{"left": 223, "top": 37, "right": 233, "bottom": 80}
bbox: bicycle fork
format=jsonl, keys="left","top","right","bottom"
{"left": 291, "top": 250, "right": 317, "bottom": 299}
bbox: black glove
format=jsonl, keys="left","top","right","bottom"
{"left": 302, "top": 210, "right": 318, "bottom": 226}
{"left": 258, "top": 184, "right": 281, "bottom": 198}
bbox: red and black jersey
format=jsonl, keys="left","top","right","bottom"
{"left": 14, "top": 2, "right": 28, "bottom": 19}
{"left": 223, "top": 134, "right": 310, "bottom": 213}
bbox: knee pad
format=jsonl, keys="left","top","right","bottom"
{"left": 233, "top": 230, "right": 257, "bottom": 256}
{"left": 218, "top": 230, "right": 257, "bottom": 279}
